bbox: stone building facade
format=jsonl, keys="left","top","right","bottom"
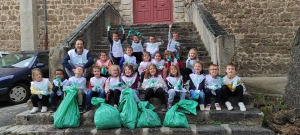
{"left": 199, "top": 0, "right": 300, "bottom": 76}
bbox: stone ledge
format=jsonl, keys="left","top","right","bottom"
{"left": 17, "top": 106, "right": 263, "bottom": 126}
{"left": 0, "top": 124, "right": 275, "bottom": 135}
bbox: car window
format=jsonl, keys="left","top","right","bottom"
{"left": 0, "top": 53, "right": 35, "bottom": 68}
{"left": 36, "top": 53, "right": 49, "bottom": 67}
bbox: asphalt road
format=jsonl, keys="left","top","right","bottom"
{"left": 0, "top": 102, "right": 27, "bottom": 127}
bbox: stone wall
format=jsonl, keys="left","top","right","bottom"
{"left": 0, "top": 0, "right": 20, "bottom": 52}
{"left": 199, "top": 0, "right": 299, "bottom": 76}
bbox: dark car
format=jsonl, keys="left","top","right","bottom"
{"left": 0, "top": 50, "right": 49, "bottom": 104}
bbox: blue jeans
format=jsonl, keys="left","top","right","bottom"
{"left": 50, "top": 92, "right": 64, "bottom": 108}
{"left": 119, "top": 89, "right": 140, "bottom": 103}
{"left": 167, "top": 89, "right": 186, "bottom": 104}
{"left": 189, "top": 90, "right": 205, "bottom": 104}
{"left": 204, "top": 88, "right": 222, "bottom": 105}
{"left": 85, "top": 89, "right": 105, "bottom": 109}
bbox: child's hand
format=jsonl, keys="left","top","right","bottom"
{"left": 169, "top": 24, "right": 172, "bottom": 28}
{"left": 167, "top": 56, "right": 171, "bottom": 62}
{"left": 157, "top": 37, "right": 162, "bottom": 42}
{"left": 135, "top": 30, "right": 141, "bottom": 36}
{"left": 120, "top": 26, "right": 124, "bottom": 33}
{"left": 107, "top": 24, "right": 111, "bottom": 31}
{"left": 128, "top": 28, "right": 133, "bottom": 36}
{"left": 187, "top": 56, "right": 191, "bottom": 61}
{"left": 175, "top": 55, "right": 180, "bottom": 60}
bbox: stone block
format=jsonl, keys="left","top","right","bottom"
{"left": 230, "top": 125, "right": 275, "bottom": 135}
{"left": 197, "top": 125, "right": 227, "bottom": 135}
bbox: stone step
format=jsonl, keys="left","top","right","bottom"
{"left": 1, "top": 124, "right": 275, "bottom": 135}
{"left": 26, "top": 91, "right": 254, "bottom": 110}
{"left": 107, "top": 30, "right": 199, "bottom": 36}
{"left": 97, "top": 39, "right": 204, "bottom": 44}
{"left": 16, "top": 105, "right": 263, "bottom": 126}
{"left": 99, "top": 34, "right": 201, "bottom": 41}
{"left": 91, "top": 49, "right": 209, "bottom": 56}
{"left": 111, "top": 22, "right": 194, "bottom": 29}
{"left": 94, "top": 43, "right": 205, "bottom": 48}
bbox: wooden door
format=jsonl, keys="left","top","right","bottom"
{"left": 134, "top": 0, "right": 173, "bottom": 24}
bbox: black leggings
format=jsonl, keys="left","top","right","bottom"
{"left": 111, "top": 54, "right": 121, "bottom": 65}
{"left": 180, "top": 68, "right": 193, "bottom": 83}
{"left": 105, "top": 89, "right": 121, "bottom": 105}
{"left": 144, "top": 88, "right": 166, "bottom": 105}
{"left": 140, "top": 72, "right": 145, "bottom": 83}
{"left": 133, "top": 52, "right": 143, "bottom": 63}
{"left": 30, "top": 94, "right": 50, "bottom": 107}
{"left": 221, "top": 85, "right": 244, "bottom": 102}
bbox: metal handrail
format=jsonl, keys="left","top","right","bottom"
{"left": 193, "top": 1, "right": 216, "bottom": 36}
{"left": 66, "top": 2, "right": 119, "bottom": 46}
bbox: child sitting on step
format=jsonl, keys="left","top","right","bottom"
{"left": 163, "top": 50, "right": 182, "bottom": 81}
{"left": 166, "top": 65, "right": 187, "bottom": 109}
{"left": 119, "top": 65, "right": 140, "bottom": 103}
{"left": 142, "top": 64, "right": 168, "bottom": 112}
{"left": 166, "top": 24, "right": 180, "bottom": 59}
{"left": 119, "top": 46, "right": 138, "bottom": 72}
{"left": 138, "top": 51, "right": 151, "bottom": 83}
{"left": 127, "top": 32, "right": 146, "bottom": 63}
{"left": 83, "top": 66, "right": 106, "bottom": 112}
{"left": 151, "top": 52, "right": 166, "bottom": 79}
{"left": 221, "top": 63, "right": 246, "bottom": 111}
{"left": 107, "top": 24, "right": 126, "bottom": 65}
{"left": 30, "top": 68, "right": 52, "bottom": 114}
{"left": 144, "top": 36, "right": 164, "bottom": 58}
{"left": 204, "top": 64, "right": 222, "bottom": 111}
{"left": 50, "top": 69, "right": 69, "bottom": 113}
{"left": 189, "top": 61, "right": 205, "bottom": 111}
{"left": 105, "top": 65, "right": 122, "bottom": 108}
{"left": 95, "top": 52, "right": 112, "bottom": 77}
{"left": 68, "top": 66, "right": 87, "bottom": 112}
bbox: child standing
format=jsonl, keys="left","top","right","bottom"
{"left": 50, "top": 69, "right": 69, "bottom": 113}
{"left": 119, "top": 46, "right": 138, "bottom": 72}
{"left": 142, "top": 64, "right": 167, "bottom": 112}
{"left": 30, "top": 68, "right": 53, "bottom": 113}
{"left": 222, "top": 63, "right": 246, "bottom": 111}
{"left": 107, "top": 24, "right": 126, "bottom": 64}
{"left": 105, "top": 65, "right": 122, "bottom": 108}
{"left": 144, "top": 36, "right": 164, "bottom": 58}
{"left": 166, "top": 65, "right": 186, "bottom": 109}
{"left": 95, "top": 52, "right": 112, "bottom": 77}
{"left": 166, "top": 24, "right": 180, "bottom": 58}
{"left": 84, "top": 66, "right": 107, "bottom": 112}
{"left": 151, "top": 52, "right": 165, "bottom": 72}
{"left": 189, "top": 61, "right": 205, "bottom": 111}
{"left": 120, "top": 65, "right": 140, "bottom": 102}
{"left": 138, "top": 51, "right": 151, "bottom": 82}
{"left": 127, "top": 33, "right": 146, "bottom": 63}
{"left": 68, "top": 66, "right": 87, "bottom": 112}
{"left": 204, "top": 64, "right": 222, "bottom": 111}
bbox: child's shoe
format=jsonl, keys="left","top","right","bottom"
{"left": 49, "top": 107, "right": 56, "bottom": 113}
{"left": 205, "top": 104, "right": 211, "bottom": 111}
{"left": 30, "top": 107, "right": 39, "bottom": 114}
{"left": 161, "top": 104, "right": 167, "bottom": 112}
{"left": 225, "top": 101, "right": 233, "bottom": 111}
{"left": 238, "top": 102, "right": 246, "bottom": 111}
{"left": 167, "top": 103, "right": 172, "bottom": 110}
{"left": 41, "top": 106, "right": 47, "bottom": 113}
{"left": 215, "top": 103, "right": 221, "bottom": 111}
{"left": 199, "top": 104, "right": 205, "bottom": 111}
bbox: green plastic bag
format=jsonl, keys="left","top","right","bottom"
{"left": 163, "top": 99, "right": 198, "bottom": 128}
{"left": 118, "top": 88, "right": 138, "bottom": 129}
{"left": 54, "top": 86, "right": 80, "bottom": 128}
{"left": 91, "top": 97, "right": 122, "bottom": 130}
{"left": 137, "top": 101, "right": 161, "bottom": 128}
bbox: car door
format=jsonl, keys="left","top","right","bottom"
{"left": 34, "top": 52, "right": 49, "bottom": 78}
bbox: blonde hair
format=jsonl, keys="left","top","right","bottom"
{"left": 168, "top": 65, "right": 181, "bottom": 77}
{"left": 188, "top": 48, "right": 198, "bottom": 60}
{"left": 144, "top": 64, "right": 159, "bottom": 79}
{"left": 31, "top": 68, "right": 42, "bottom": 80}
{"left": 123, "top": 65, "right": 134, "bottom": 76}
{"left": 109, "top": 65, "right": 121, "bottom": 76}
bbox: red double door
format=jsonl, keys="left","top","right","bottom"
{"left": 134, "top": 0, "right": 173, "bottom": 24}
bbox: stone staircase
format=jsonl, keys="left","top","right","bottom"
{"left": 92, "top": 22, "right": 212, "bottom": 71}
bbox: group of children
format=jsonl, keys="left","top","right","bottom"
{"left": 29, "top": 24, "right": 247, "bottom": 114}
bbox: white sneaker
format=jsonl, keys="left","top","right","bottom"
{"left": 41, "top": 106, "right": 47, "bottom": 113}
{"left": 199, "top": 104, "right": 205, "bottom": 111}
{"left": 225, "top": 101, "right": 233, "bottom": 111}
{"left": 30, "top": 107, "right": 39, "bottom": 114}
{"left": 238, "top": 102, "right": 246, "bottom": 111}
{"left": 215, "top": 103, "right": 221, "bottom": 111}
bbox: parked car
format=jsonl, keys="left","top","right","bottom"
{"left": 0, "top": 52, "right": 9, "bottom": 58}
{"left": 0, "top": 50, "right": 49, "bottom": 104}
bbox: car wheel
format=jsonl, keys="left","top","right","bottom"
{"left": 7, "top": 83, "right": 30, "bottom": 105}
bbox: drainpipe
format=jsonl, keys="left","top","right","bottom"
{"left": 43, "top": 0, "right": 48, "bottom": 50}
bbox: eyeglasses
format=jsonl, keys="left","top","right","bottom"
{"left": 209, "top": 69, "right": 218, "bottom": 70}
